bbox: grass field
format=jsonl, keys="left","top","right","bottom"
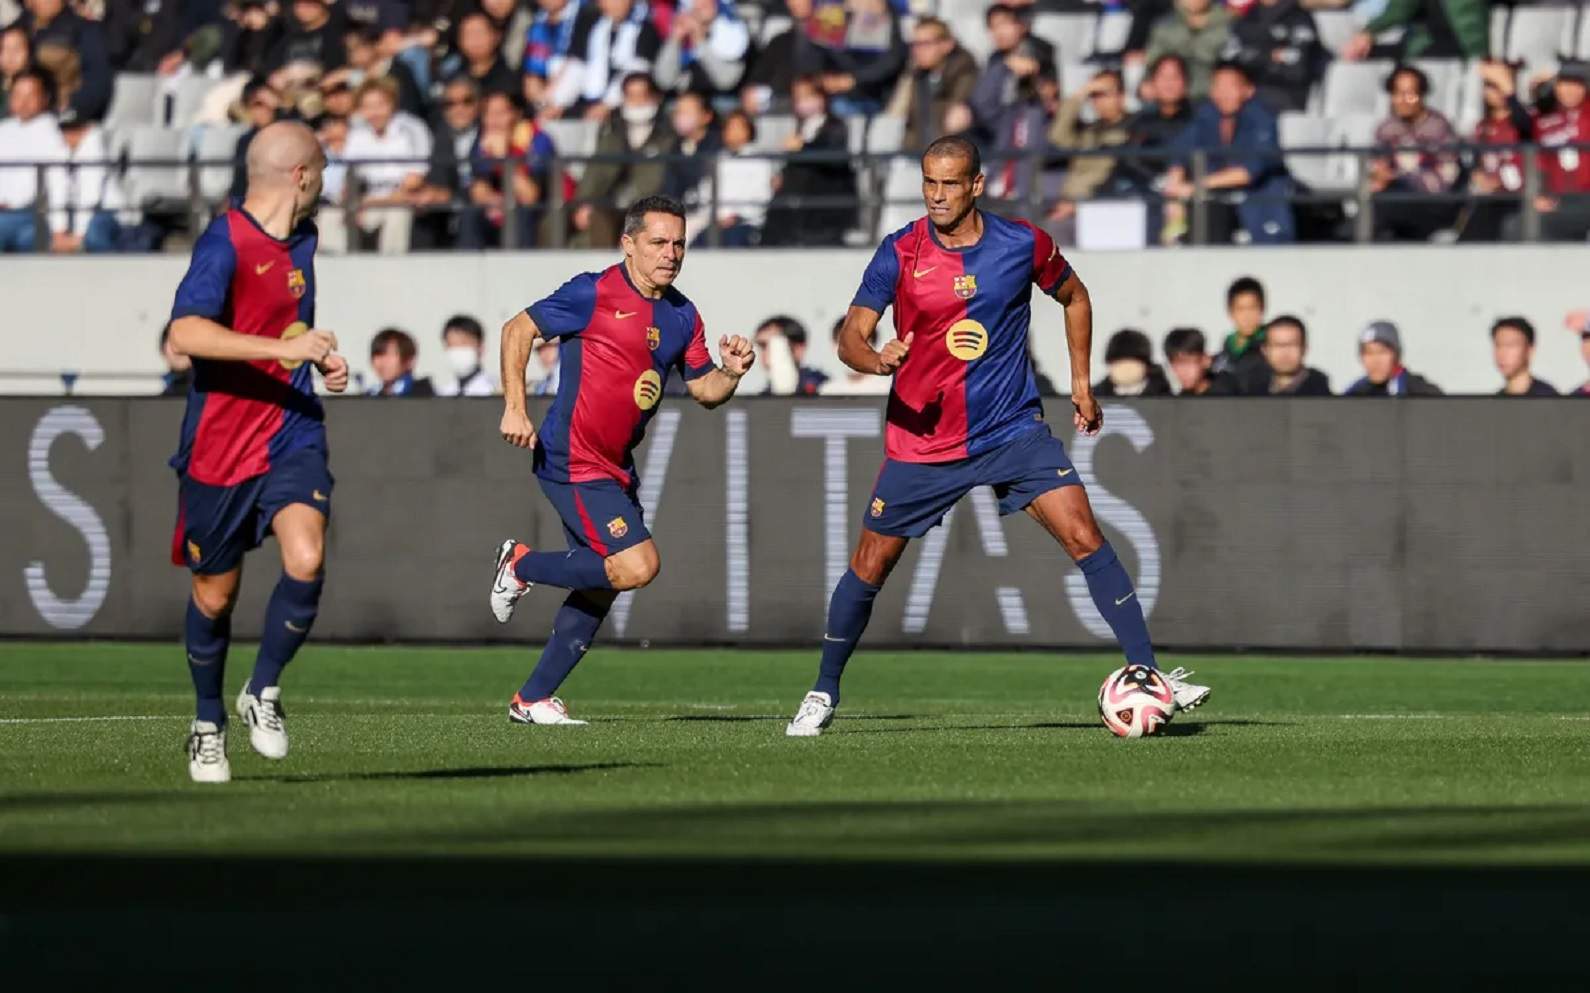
{"left": 5, "top": 641, "right": 1590, "bottom": 866}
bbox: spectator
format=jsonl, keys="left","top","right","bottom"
{"left": 819, "top": 316, "right": 891, "bottom": 395}
{"left": 1221, "top": 0, "right": 1325, "bottom": 113}
{"left": 477, "top": 0, "right": 534, "bottom": 62}
{"left": 685, "top": 108, "right": 773, "bottom": 247}
{"left": 1461, "top": 60, "right": 1529, "bottom": 242}
{"left": 270, "top": 0, "right": 348, "bottom": 71}
{"left": 1123, "top": 0, "right": 1173, "bottom": 67}
{"left": 57, "top": 111, "right": 131, "bottom": 253}
{"left": 811, "top": 0, "right": 907, "bottom": 116}
{"left": 0, "top": 23, "right": 29, "bottom": 117}
{"left": 1109, "top": 53, "right": 1193, "bottom": 196}
{"left": 1144, "top": 0, "right": 1233, "bottom": 101}
{"left": 159, "top": 323, "right": 192, "bottom": 396}
{"left": 1161, "top": 61, "right": 1295, "bottom": 244}
{"left": 663, "top": 89, "right": 720, "bottom": 205}
{"left": 1566, "top": 310, "right": 1590, "bottom": 395}
{"left": 754, "top": 315, "right": 828, "bottom": 395}
{"left": 654, "top": 0, "right": 750, "bottom": 98}
{"left": 14, "top": 0, "right": 111, "bottom": 121}
{"left": 223, "top": 0, "right": 285, "bottom": 78}
{"left": 437, "top": 315, "right": 499, "bottom": 396}
{"left": 522, "top": 0, "right": 586, "bottom": 115}
{"left": 447, "top": 10, "right": 519, "bottom": 100}
{"left": 967, "top": 4, "right": 1057, "bottom": 205}
{"left": 885, "top": 16, "right": 977, "bottom": 153}
{"left": 368, "top": 328, "right": 436, "bottom": 396}
{"left": 761, "top": 74, "right": 855, "bottom": 246}
{"left": 1095, "top": 328, "right": 1173, "bottom": 396}
{"left": 1370, "top": 64, "right": 1460, "bottom": 242}
{"left": 1521, "top": 62, "right": 1590, "bottom": 243}
{"left": 1247, "top": 315, "right": 1330, "bottom": 394}
{"left": 315, "top": 113, "right": 351, "bottom": 250}
{"left": 531, "top": 336, "right": 561, "bottom": 394}
{"left": 567, "top": 71, "right": 671, "bottom": 247}
{"left": 413, "top": 76, "right": 483, "bottom": 249}
{"left": 1047, "top": 68, "right": 1131, "bottom": 240}
{"left": 0, "top": 69, "right": 67, "bottom": 253}
{"left": 460, "top": 89, "right": 558, "bottom": 248}
{"left": 1211, "top": 276, "right": 1267, "bottom": 382}
{"left": 343, "top": 76, "right": 432, "bottom": 253}
{"left": 739, "top": 0, "right": 809, "bottom": 115}
{"left": 566, "top": 0, "right": 662, "bottom": 115}
{"left": 337, "top": 23, "right": 427, "bottom": 118}
{"left": 230, "top": 77, "right": 282, "bottom": 200}
{"left": 1163, "top": 326, "right": 1226, "bottom": 395}
{"left": 1342, "top": 0, "right": 1488, "bottom": 62}
{"left": 1345, "top": 320, "right": 1443, "bottom": 395}
{"left": 1490, "top": 317, "right": 1557, "bottom": 396}
{"left": 104, "top": 0, "right": 208, "bottom": 74}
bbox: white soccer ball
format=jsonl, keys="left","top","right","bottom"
{"left": 1097, "top": 665, "right": 1176, "bottom": 738}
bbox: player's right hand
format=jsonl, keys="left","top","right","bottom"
{"left": 875, "top": 333, "right": 913, "bottom": 375}
{"left": 282, "top": 329, "right": 337, "bottom": 366}
{"left": 500, "top": 408, "right": 538, "bottom": 449}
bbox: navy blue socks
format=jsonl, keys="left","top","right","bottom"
{"left": 250, "top": 573, "right": 323, "bottom": 693}
{"left": 520, "top": 592, "right": 613, "bottom": 700}
{"left": 514, "top": 549, "right": 613, "bottom": 590}
{"left": 1077, "top": 542, "right": 1156, "bottom": 667}
{"left": 812, "top": 569, "right": 882, "bottom": 706}
{"left": 185, "top": 598, "right": 232, "bottom": 725}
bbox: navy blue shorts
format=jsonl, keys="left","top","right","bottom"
{"left": 864, "top": 425, "right": 1081, "bottom": 539}
{"left": 175, "top": 446, "right": 333, "bottom": 575}
{"left": 537, "top": 475, "right": 652, "bottom": 557}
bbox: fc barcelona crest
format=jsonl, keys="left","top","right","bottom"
{"left": 953, "top": 274, "right": 977, "bottom": 299}
{"left": 607, "top": 517, "right": 629, "bottom": 539}
{"left": 870, "top": 497, "right": 886, "bottom": 518}
{"left": 287, "top": 268, "right": 306, "bottom": 299}
{"left": 646, "top": 326, "right": 661, "bottom": 350}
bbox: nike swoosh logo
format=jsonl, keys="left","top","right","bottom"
{"left": 285, "top": 620, "right": 307, "bottom": 632}
{"left": 823, "top": 634, "right": 845, "bottom": 642}
{"left": 1114, "top": 592, "right": 1135, "bottom": 606}
{"left": 255, "top": 261, "right": 275, "bottom": 275}
{"left": 1057, "top": 468, "right": 1074, "bottom": 477}
{"left": 614, "top": 309, "right": 637, "bottom": 319}
{"left": 311, "top": 489, "right": 328, "bottom": 502}
{"left": 912, "top": 267, "right": 937, "bottom": 278}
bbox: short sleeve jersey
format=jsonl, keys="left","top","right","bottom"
{"left": 527, "top": 264, "right": 714, "bottom": 487}
{"left": 853, "top": 212, "right": 1073, "bottom": 462}
{"left": 168, "top": 207, "right": 324, "bottom": 487}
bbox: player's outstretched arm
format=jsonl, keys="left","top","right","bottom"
{"left": 686, "top": 334, "right": 755, "bottom": 409}
{"left": 837, "top": 305, "right": 911, "bottom": 376}
{"left": 169, "top": 316, "right": 336, "bottom": 366}
{"left": 499, "top": 311, "right": 540, "bottom": 448}
{"left": 1053, "top": 271, "right": 1102, "bottom": 436}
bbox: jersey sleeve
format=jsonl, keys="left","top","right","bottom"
{"left": 170, "top": 218, "right": 237, "bottom": 321}
{"left": 1025, "top": 222, "right": 1074, "bottom": 296}
{"left": 526, "top": 273, "right": 598, "bottom": 340}
{"left": 850, "top": 235, "right": 901, "bottom": 313}
{"left": 676, "top": 306, "right": 714, "bottom": 381}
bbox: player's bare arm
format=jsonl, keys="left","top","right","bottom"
{"left": 685, "top": 334, "right": 755, "bottom": 408}
{"left": 1054, "top": 271, "right": 1101, "bottom": 436}
{"left": 169, "top": 316, "right": 337, "bottom": 367}
{"left": 837, "top": 305, "right": 913, "bottom": 375}
{"left": 499, "top": 310, "right": 539, "bottom": 448}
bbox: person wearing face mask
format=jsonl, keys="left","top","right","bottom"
{"left": 567, "top": 71, "right": 674, "bottom": 247}
{"left": 436, "top": 315, "right": 499, "bottom": 396}
{"left": 761, "top": 74, "right": 854, "bottom": 247}
{"left": 1093, "top": 329, "right": 1173, "bottom": 397}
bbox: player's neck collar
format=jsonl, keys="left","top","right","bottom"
{"left": 926, "top": 209, "right": 985, "bottom": 253}
{"left": 232, "top": 197, "right": 307, "bottom": 245}
{"left": 617, "top": 259, "right": 664, "bottom": 300}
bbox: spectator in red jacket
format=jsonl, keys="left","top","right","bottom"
{"left": 1462, "top": 60, "right": 1530, "bottom": 242}
{"left": 1489, "top": 61, "right": 1590, "bottom": 241}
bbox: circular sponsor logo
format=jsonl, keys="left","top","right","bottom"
{"left": 945, "top": 319, "right": 988, "bottom": 361}
{"left": 278, "top": 321, "right": 309, "bottom": 370}
{"left": 633, "top": 368, "right": 662, "bottom": 409}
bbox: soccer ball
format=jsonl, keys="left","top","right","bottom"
{"left": 1097, "top": 665, "right": 1175, "bottom": 738}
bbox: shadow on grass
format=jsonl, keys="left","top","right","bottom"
{"left": 0, "top": 791, "right": 195, "bottom": 812}
{"left": 241, "top": 761, "right": 657, "bottom": 785}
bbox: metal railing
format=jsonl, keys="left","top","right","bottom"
{"left": 5, "top": 141, "right": 1589, "bottom": 251}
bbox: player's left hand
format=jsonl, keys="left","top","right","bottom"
{"left": 317, "top": 353, "right": 350, "bottom": 393}
{"left": 1072, "top": 392, "right": 1103, "bottom": 436}
{"left": 719, "top": 334, "right": 754, "bottom": 377}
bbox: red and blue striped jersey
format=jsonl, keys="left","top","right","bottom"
{"left": 853, "top": 212, "right": 1073, "bottom": 463}
{"left": 528, "top": 264, "right": 714, "bottom": 486}
{"left": 168, "top": 207, "right": 323, "bottom": 487}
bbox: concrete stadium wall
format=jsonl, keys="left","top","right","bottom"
{"left": 1, "top": 245, "right": 1588, "bottom": 396}
{"left": 2, "top": 397, "right": 1585, "bottom": 652}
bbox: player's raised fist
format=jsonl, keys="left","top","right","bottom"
{"left": 500, "top": 408, "right": 538, "bottom": 449}
{"left": 318, "top": 353, "right": 350, "bottom": 393}
{"left": 282, "top": 329, "right": 337, "bottom": 365}
{"left": 1072, "top": 391, "right": 1103, "bottom": 436}
{"left": 876, "top": 332, "right": 912, "bottom": 375}
{"left": 719, "top": 334, "right": 755, "bottom": 377}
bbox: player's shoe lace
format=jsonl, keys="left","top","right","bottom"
{"left": 1164, "top": 666, "right": 1195, "bottom": 684}
{"left": 189, "top": 726, "right": 225, "bottom": 765}
{"left": 1161, "top": 667, "right": 1211, "bottom": 712}
{"left": 794, "top": 696, "right": 829, "bottom": 725}
{"left": 256, "top": 695, "right": 285, "bottom": 733}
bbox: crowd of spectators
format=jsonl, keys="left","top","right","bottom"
{"left": 1, "top": 0, "right": 1589, "bottom": 253}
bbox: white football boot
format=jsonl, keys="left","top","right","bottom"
{"left": 236, "top": 683, "right": 289, "bottom": 759}
{"left": 508, "top": 694, "right": 589, "bottom": 726}
{"left": 1162, "top": 667, "right": 1211, "bottom": 712}
{"left": 785, "top": 691, "right": 835, "bottom": 737}
{"left": 186, "top": 720, "right": 231, "bottom": 783}
{"left": 490, "top": 539, "right": 533, "bottom": 624}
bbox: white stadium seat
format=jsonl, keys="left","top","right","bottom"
{"left": 1505, "top": 5, "right": 1577, "bottom": 65}
{"left": 1031, "top": 12, "right": 1098, "bottom": 62}
{"left": 105, "top": 73, "right": 159, "bottom": 130}
{"left": 1279, "top": 111, "right": 1336, "bottom": 191}
{"left": 120, "top": 125, "right": 189, "bottom": 206}
{"left": 1413, "top": 59, "right": 1465, "bottom": 121}
{"left": 760, "top": 14, "right": 791, "bottom": 46}
{"left": 191, "top": 123, "right": 245, "bottom": 202}
{"left": 867, "top": 115, "right": 905, "bottom": 155}
{"left": 1314, "top": 11, "right": 1359, "bottom": 55}
{"left": 1095, "top": 11, "right": 1132, "bottom": 56}
{"left": 953, "top": 13, "right": 995, "bottom": 64}
{"left": 1328, "top": 113, "right": 1380, "bottom": 188}
{"left": 1058, "top": 61, "right": 1093, "bottom": 93}
{"left": 540, "top": 118, "right": 598, "bottom": 180}
{"left": 166, "top": 75, "right": 219, "bottom": 129}
{"left": 751, "top": 114, "right": 796, "bottom": 153}
{"left": 878, "top": 156, "right": 922, "bottom": 234}
{"left": 1322, "top": 59, "right": 1392, "bottom": 118}
{"left": 1580, "top": 8, "right": 1590, "bottom": 58}
{"left": 1490, "top": 6, "right": 1510, "bottom": 55}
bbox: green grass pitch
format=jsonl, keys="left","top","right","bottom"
{"left": 3, "top": 641, "right": 1590, "bottom": 866}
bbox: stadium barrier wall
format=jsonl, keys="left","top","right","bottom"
{"left": 2, "top": 397, "right": 1585, "bottom": 653}
{"left": 2, "top": 246, "right": 1588, "bottom": 396}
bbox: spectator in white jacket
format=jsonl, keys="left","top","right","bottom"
{"left": 0, "top": 70, "right": 67, "bottom": 252}
{"left": 343, "top": 75, "right": 432, "bottom": 252}
{"left": 653, "top": 0, "right": 749, "bottom": 98}
{"left": 57, "top": 114, "right": 132, "bottom": 252}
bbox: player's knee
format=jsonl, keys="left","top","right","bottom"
{"left": 1060, "top": 520, "right": 1104, "bottom": 560}
{"left": 849, "top": 542, "right": 900, "bottom": 586}
{"left": 280, "top": 540, "right": 325, "bottom": 582}
{"left": 607, "top": 546, "right": 660, "bottom": 591}
{"left": 190, "top": 578, "right": 238, "bottom": 619}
